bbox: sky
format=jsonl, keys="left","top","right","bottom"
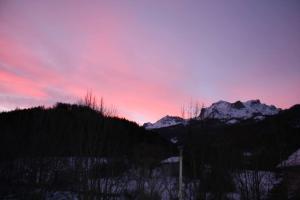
{"left": 0, "top": 0, "right": 300, "bottom": 124}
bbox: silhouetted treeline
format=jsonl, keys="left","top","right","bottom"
{"left": 0, "top": 103, "right": 175, "bottom": 159}
{"left": 155, "top": 105, "right": 300, "bottom": 170}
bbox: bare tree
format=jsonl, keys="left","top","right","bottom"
{"left": 199, "top": 103, "right": 206, "bottom": 120}
{"left": 234, "top": 169, "right": 274, "bottom": 200}
{"left": 82, "top": 90, "right": 97, "bottom": 110}
{"left": 99, "top": 97, "right": 104, "bottom": 114}
{"left": 193, "top": 101, "right": 200, "bottom": 119}
{"left": 180, "top": 105, "right": 186, "bottom": 119}
{"left": 105, "top": 104, "right": 118, "bottom": 117}
{"left": 79, "top": 91, "right": 118, "bottom": 117}
{"left": 182, "top": 99, "right": 202, "bottom": 120}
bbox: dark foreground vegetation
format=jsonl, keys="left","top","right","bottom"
{"left": 154, "top": 105, "right": 300, "bottom": 199}
{"left": 0, "top": 103, "right": 176, "bottom": 199}
{"left": 158, "top": 105, "right": 300, "bottom": 169}
{"left": 0, "top": 101, "right": 299, "bottom": 199}
{"left": 0, "top": 103, "right": 174, "bottom": 158}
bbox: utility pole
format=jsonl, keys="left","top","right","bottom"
{"left": 178, "top": 145, "right": 183, "bottom": 200}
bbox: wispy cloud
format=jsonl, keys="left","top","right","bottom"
{"left": 0, "top": 0, "right": 299, "bottom": 123}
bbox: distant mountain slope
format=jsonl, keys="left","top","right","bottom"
{"left": 199, "top": 100, "right": 280, "bottom": 123}
{"left": 143, "top": 115, "right": 185, "bottom": 130}
{"left": 153, "top": 104, "right": 300, "bottom": 169}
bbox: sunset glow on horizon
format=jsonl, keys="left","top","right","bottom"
{"left": 1, "top": 0, "right": 300, "bottom": 124}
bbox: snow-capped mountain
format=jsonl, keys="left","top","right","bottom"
{"left": 143, "top": 115, "right": 185, "bottom": 130}
{"left": 144, "top": 100, "right": 280, "bottom": 129}
{"left": 199, "top": 100, "right": 280, "bottom": 123}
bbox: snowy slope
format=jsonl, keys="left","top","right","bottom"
{"left": 143, "top": 116, "right": 185, "bottom": 130}
{"left": 199, "top": 100, "right": 280, "bottom": 124}
{"left": 161, "top": 156, "right": 180, "bottom": 164}
{"left": 277, "top": 148, "right": 300, "bottom": 168}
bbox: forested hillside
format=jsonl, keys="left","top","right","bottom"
{"left": 0, "top": 103, "right": 176, "bottom": 199}
{"left": 155, "top": 105, "right": 300, "bottom": 170}
{"left": 0, "top": 103, "right": 174, "bottom": 158}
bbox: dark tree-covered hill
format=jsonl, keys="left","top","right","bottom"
{"left": 0, "top": 103, "right": 175, "bottom": 159}
{"left": 152, "top": 105, "right": 300, "bottom": 170}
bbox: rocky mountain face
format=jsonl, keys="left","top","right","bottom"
{"left": 144, "top": 100, "right": 281, "bottom": 129}
{"left": 199, "top": 100, "right": 280, "bottom": 124}
{"left": 143, "top": 115, "right": 185, "bottom": 130}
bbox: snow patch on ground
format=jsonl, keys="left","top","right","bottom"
{"left": 226, "top": 119, "right": 239, "bottom": 125}
{"left": 161, "top": 156, "right": 180, "bottom": 164}
{"left": 170, "top": 137, "right": 178, "bottom": 144}
{"left": 243, "top": 152, "right": 253, "bottom": 157}
{"left": 277, "top": 148, "right": 300, "bottom": 168}
{"left": 46, "top": 191, "right": 78, "bottom": 200}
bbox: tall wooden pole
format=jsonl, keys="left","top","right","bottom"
{"left": 179, "top": 146, "right": 183, "bottom": 200}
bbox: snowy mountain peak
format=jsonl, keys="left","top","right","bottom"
{"left": 143, "top": 116, "right": 185, "bottom": 130}
{"left": 144, "top": 100, "right": 280, "bottom": 129}
{"left": 200, "top": 99, "right": 280, "bottom": 123}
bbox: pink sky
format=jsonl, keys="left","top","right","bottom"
{"left": 0, "top": 0, "right": 300, "bottom": 124}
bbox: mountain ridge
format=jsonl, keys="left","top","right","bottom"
{"left": 144, "top": 99, "right": 281, "bottom": 129}
{"left": 143, "top": 115, "right": 186, "bottom": 130}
